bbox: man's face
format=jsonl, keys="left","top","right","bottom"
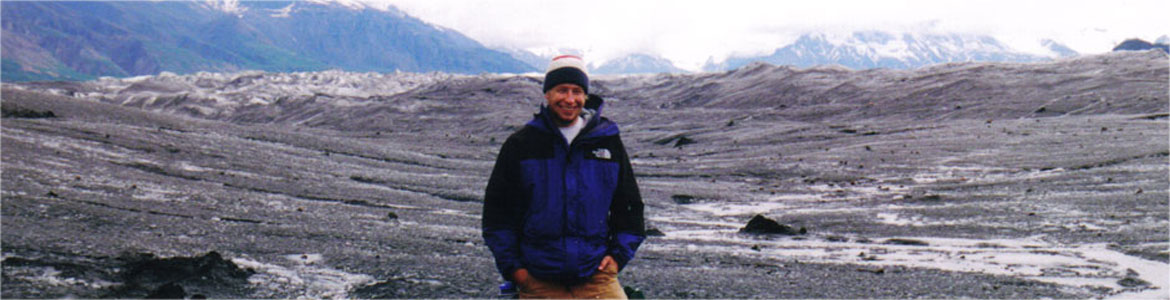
{"left": 545, "top": 83, "right": 586, "bottom": 126}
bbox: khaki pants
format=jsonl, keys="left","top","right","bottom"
{"left": 517, "top": 263, "right": 626, "bottom": 299}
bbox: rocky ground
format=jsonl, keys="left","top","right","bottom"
{"left": 2, "top": 50, "right": 1167, "bottom": 298}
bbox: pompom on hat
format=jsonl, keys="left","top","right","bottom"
{"left": 543, "top": 55, "right": 589, "bottom": 94}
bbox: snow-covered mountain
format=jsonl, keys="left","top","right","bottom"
{"left": 3, "top": 0, "right": 1093, "bottom": 79}
{"left": 0, "top": 0, "right": 534, "bottom": 82}
{"left": 501, "top": 49, "right": 684, "bottom": 75}
{"left": 592, "top": 54, "right": 686, "bottom": 75}
{"left": 1113, "top": 38, "right": 1170, "bottom": 53}
{"left": 707, "top": 31, "right": 1077, "bottom": 71}
{"left": 497, "top": 48, "right": 549, "bottom": 72}
{"left": 1042, "top": 39, "right": 1079, "bottom": 57}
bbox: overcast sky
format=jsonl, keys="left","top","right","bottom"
{"left": 362, "top": 0, "right": 1167, "bottom": 70}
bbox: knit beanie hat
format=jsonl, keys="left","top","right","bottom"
{"left": 543, "top": 55, "right": 589, "bottom": 94}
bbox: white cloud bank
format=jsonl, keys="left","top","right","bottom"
{"left": 358, "top": 0, "right": 1167, "bottom": 70}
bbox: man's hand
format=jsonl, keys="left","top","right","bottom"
{"left": 598, "top": 255, "right": 617, "bottom": 271}
{"left": 511, "top": 268, "right": 530, "bottom": 284}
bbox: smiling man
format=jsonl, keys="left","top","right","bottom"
{"left": 482, "top": 55, "right": 646, "bottom": 299}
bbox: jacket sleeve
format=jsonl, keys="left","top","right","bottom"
{"left": 606, "top": 135, "right": 646, "bottom": 270}
{"left": 482, "top": 137, "right": 526, "bottom": 281}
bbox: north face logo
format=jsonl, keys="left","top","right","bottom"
{"left": 591, "top": 148, "right": 612, "bottom": 160}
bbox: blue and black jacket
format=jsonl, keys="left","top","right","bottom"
{"left": 482, "top": 95, "right": 646, "bottom": 284}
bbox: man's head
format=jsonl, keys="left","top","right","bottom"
{"left": 543, "top": 55, "right": 589, "bottom": 126}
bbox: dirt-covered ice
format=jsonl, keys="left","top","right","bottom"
{"left": 3, "top": 50, "right": 1167, "bottom": 298}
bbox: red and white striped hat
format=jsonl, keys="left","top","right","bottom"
{"left": 543, "top": 55, "right": 589, "bottom": 94}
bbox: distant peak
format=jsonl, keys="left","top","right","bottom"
{"left": 1113, "top": 38, "right": 1170, "bottom": 54}
{"left": 710, "top": 30, "right": 1055, "bottom": 71}
{"left": 203, "top": 0, "right": 247, "bottom": 15}
{"left": 1157, "top": 35, "right": 1170, "bottom": 45}
{"left": 1041, "top": 39, "right": 1079, "bottom": 58}
{"left": 303, "top": 0, "right": 388, "bottom": 11}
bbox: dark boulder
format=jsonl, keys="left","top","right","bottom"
{"left": 653, "top": 135, "right": 697, "bottom": 148}
{"left": 1118, "top": 277, "right": 1150, "bottom": 288}
{"left": 883, "top": 238, "right": 929, "bottom": 246}
{"left": 673, "top": 136, "right": 697, "bottom": 147}
{"left": 739, "top": 214, "right": 806, "bottom": 235}
{"left": 645, "top": 227, "right": 666, "bottom": 236}
{"left": 623, "top": 285, "right": 646, "bottom": 299}
{"left": 1, "top": 106, "right": 56, "bottom": 119}
{"left": 145, "top": 282, "right": 187, "bottom": 299}
{"left": 670, "top": 194, "right": 698, "bottom": 204}
{"left": 108, "top": 251, "right": 254, "bottom": 298}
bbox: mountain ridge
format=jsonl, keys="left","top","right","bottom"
{"left": 704, "top": 31, "right": 1075, "bottom": 72}
{"left": 2, "top": 1, "right": 1101, "bottom": 80}
{"left": 0, "top": 1, "right": 535, "bottom": 82}
{"left": 507, "top": 31, "right": 1081, "bottom": 74}
{"left": 1112, "top": 38, "right": 1170, "bottom": 53}
{"left": 10, "top": 50, "right": 1163, "bottom": 131}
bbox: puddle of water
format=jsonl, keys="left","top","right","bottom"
{"left": 874, "top": 212, "right": 965, "bottom": 227}
{"left": 876, "top": 213, "right": 913, "bottom": 226}
{"left": 1077, "top": 243, "right": 1169, "bottom": 299}
{"left": 682, "top": 201, "right": 792, "bottom": 217}
{"left": 908, "top": 164, "right": 1062, "bottom": 186}
{"left": 646, "top": 217, "right": 742, "bottom": 229}
{"left": 432, "top": 208, "right": 478, "bottom": 218}
{"left": 652, "top": 232, "right": 1167, "bottom": 298}
{"left": 177, "top": 162, "right": 213, "bottom": 173}
{"left": 3, "top": 265, "right": 116, "bottom": 290}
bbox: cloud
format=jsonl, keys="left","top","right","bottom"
{"left": 375, "top": 0, "right": 1168, "bottom": 70}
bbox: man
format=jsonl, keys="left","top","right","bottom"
{"left": 482, "top": 55, "right": 646, "bottom": 299}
